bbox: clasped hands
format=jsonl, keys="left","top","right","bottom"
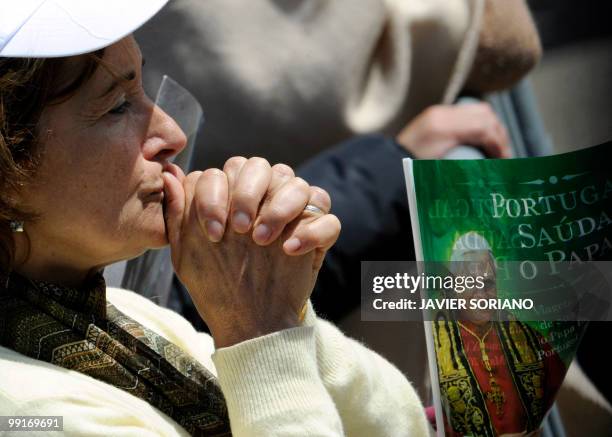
{"left": 162, "top": 157, "right": 340, "bottom": 348}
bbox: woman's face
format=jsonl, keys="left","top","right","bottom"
{"left": 17, "top": 36, "right": 186, "bottom": 280}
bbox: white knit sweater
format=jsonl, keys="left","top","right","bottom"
{"left": 0, "top": 287, "right": 428, "bottom": 436}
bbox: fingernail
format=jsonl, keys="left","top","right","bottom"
{"left": 284, "top": 237, "right": 301, "bottom": 253}
{"left": 253, "top": 223, "right": 272, "bottom": 243}
{"left": 232, "top": 211, "right": 251, "bottom": 233}
{"left": 206, "top": 220, "right": 224, "bottom": 242}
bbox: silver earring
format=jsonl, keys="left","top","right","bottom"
{"left": 9, "top": 221, "right": 24, "bottom": 233}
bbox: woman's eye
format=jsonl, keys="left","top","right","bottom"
{"left": 108, "top": 99, "right": 132, "bottom": 115}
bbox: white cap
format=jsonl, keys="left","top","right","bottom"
{"left": 0, "top": 0, "right": 168, "bottom": 58}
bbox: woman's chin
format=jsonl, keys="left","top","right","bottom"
{"left": 119, "top": 233, "right": 168, "bottom": 264}
{"left": 145, "top": 207, "right": 170, "bottom": 242}
{"left": 114, "top": 209, "right": 170, "bottom": 260}
{"left": 148, "top": 233, "right": 170, "bottom": 249}
{"left": 133, "top": 216, "right": 170, "bottom": 251}
{"left": 147, "top": 223, "right": 170, "bottom": 248}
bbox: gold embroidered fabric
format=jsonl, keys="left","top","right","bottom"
{"left": 0, "top": 273, "right": 231, "bottom": 437}
{"left": 434, "top": 318, "right": 547, "bottom": 437}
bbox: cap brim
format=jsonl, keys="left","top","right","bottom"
{"left": 1, "top": 0, "right": 168, "bottom": 58}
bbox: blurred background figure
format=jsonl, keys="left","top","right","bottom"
{"left": 136, "top": 0, "right": 538, "bottom": 168}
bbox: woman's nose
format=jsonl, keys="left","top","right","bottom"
{"left": 142, "top": 104, "right": 188, "bottom": 162}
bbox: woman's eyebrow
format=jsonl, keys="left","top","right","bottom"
{"left": 97, "top": 70, "right": 137, "bottom": 99}
{"left": 96, "top": 59, "right": 145, "bottom": 99}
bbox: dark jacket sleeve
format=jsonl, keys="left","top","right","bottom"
{"left": 297, "top": 135, "right": 416, "bottom": 321}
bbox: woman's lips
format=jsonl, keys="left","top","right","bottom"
{"left": 146, "top": 190, "right": 165, "bottom": 202}
{"left": 141, "top": 182, "right": 165, "bottom": 202}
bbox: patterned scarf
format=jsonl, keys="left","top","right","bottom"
{"left": 0, "top": 272, "right": 231, "bottom": 436}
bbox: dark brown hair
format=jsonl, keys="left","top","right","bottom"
{"left": 0, "top": 51, "right": 103, "bottom": 277}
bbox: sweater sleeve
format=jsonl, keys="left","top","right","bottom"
{"left": 212, "top": 327, "right": 345, "bottom": 436}
{"left": 210, "top": 306, "right": 429, "bottom": 437}
{"left": 302, "top": 302, "right": 430, "bottom": 437}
